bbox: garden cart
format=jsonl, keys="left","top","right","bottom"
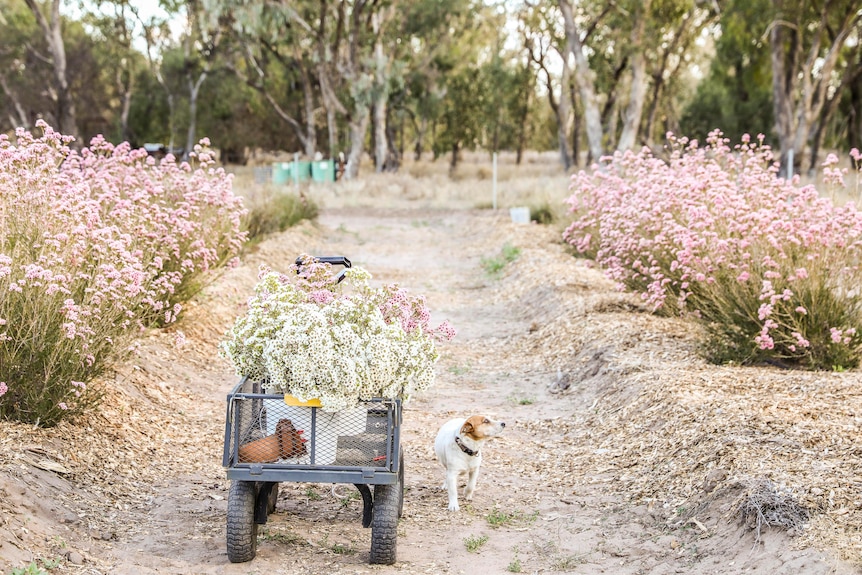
{"left": 221, "top": 256, "right": 405, "bottom": 565}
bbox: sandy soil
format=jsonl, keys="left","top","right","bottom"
{"left": 1, "top": 202, "right": 859, "bottom": 575}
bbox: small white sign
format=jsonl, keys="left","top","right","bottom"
{"left": 510, "top": 207, "right": 530, "bottom": 224}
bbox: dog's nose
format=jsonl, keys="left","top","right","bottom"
{"left": 501, "top": 422, "right": 506, "bottom": 427}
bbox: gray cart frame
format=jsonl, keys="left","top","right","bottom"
{"left": 222, "top": 376, "right": 404, "bottom": 565}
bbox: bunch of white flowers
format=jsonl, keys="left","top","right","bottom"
{"left": 220, "top": 258, "right": 450, "bottom": 411}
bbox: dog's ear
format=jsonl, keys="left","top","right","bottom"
{"left": 460, "top": 421, "right": 474, "bottom": 435}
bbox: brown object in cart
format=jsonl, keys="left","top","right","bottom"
{"left": 238, "top": 419, "right": 307, "bottom": 463}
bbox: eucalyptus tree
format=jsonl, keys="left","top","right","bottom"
{"left": 840, "top": 49, "right": 862, "bottom": 154}
{"left": 137, "top": 8, "right": 181, "bottom": 150}
{"left": 394, "top": 0, "right": 482, "bottom": 164}
{"left": 482, "top": 47, "right": 534, "bottom": 158}
{"left": 205, "top": 1, "right": 320, "bottom": 158}
{"left": 0, "top": 3, "right": 44, "bottom": 129}
{"left": 522, "top": 1, "right": 574, "bottom": 169}
{"left": 343, "top": 0, "right": 481, "bottom": 173}
{"left": 615, "top": 0, "right": 652, "bottom": 152}
{"left": 180, "top": 0, "right": 224, "bottom": 159}
{"left": 680, "top": 0, "right": 774, "bottom": 143}
{"left": 769, "top": 0, "right": 861, "bottom": 174}
{"left": 86, "top": 0, "right": 144, "bottom": 142}
{"left": 804, "top": 13, "right": 862, "bottom": 174}
{"left": 643, "top": 0, "right": 717, "bottom": 145}
{"left": 557, "top": 0, "right": 603, "bottom": 160}
{"left": 205, "top": 0, "right": 373, "bottom": 175}
{"left": 21, "top": 0, "right": 79, "bottom": 139}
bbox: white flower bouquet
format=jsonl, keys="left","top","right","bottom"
{"left": 220, "top": 256, "right": 455, "bottom": 411}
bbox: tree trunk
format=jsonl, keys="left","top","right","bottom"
{"left": 515, "top": 70, "right": 531, "bottom": 166}
{"left": 301, "top": 63, "right": 317, "bottom": 157}
{"left": 770, "top": 6, "right": 859, "bottom": 174}
{"left": 185, "top": 71, "right": 207, "bottom": 160}
{"left": 166, "top": 92, "right": 177, "bottom": 151}
{"left": 851, "top": 76, "right": 862, "bottom": 152}
{"left": 449, "top": 141, "right": 460, "bottom": 172}
{"left": 345, "top": 106, "right": 369, "bottom": 180}
{"left": 415, "top": 117, "right": 427, "bottom": 161}
{"left": 371, "top": 13, "right": 391, "bottom": 172}
{"left": 645, "top": 8, "right": 694, "bottom": 145}
{"left": 808, "top": 61, "right": 862, "bottom": 175}
{"left": 559, "top": 0, "right": 603, "bottom": 162}
{"left": 0, "top": 74, "right": 30, "bottom": 128}
{"left": 373, "top": 93, "right": 388, "bottom": 171}
{"left": 326, "top": 106, "right": 338, "bottom": 158}
{"left": 617, "top": 0, "right": 651, "bottom": 152}
{"left": 770, "top": 24, "right": 794, "bottom": 173}
{"left": 385, "top": 106, "right": 401, "bottom": 171}
{"left": 556, "top": 65, "right": 573, "bottom": 171}
{"left": 118, "top": 70, "right": 134, "bottom": 142}
{"left": 23, "top": 0, "right": 78, "bottom": 140}
{"left": 570, "top": 82, "right": 580, "bottom": 167}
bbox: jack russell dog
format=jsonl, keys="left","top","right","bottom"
{"left": 434, "top": 415, "right": 506, "bottom": 511}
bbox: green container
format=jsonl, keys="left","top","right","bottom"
{"left": 272, "top": 162, "right": 291, "bottom": 184}
{"left": 290, "top": 161, "right": 312, "bottom": 183}
{"left": 311, "top": 159, "right": 336, "bottom": 182}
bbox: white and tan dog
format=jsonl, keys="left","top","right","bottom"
{"left": 434, "top": 415, "right": 506, "bottom": 511}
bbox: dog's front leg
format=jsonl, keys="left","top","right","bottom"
{"left": 445, "top": 469, "right": 461, "bottom": 511}
{"left": 464, "top": 464, "right": 480, "bottom": 501}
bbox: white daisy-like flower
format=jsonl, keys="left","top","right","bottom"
{"left": 219, "top": 261, "right": 447, "bottom": 411}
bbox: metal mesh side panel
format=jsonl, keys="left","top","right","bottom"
{"left": 226, "top": 386, "right": 394, "bottom": 469}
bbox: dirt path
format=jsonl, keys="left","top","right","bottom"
{"left": 1, "top": 206, "right": 856, "bottom": 574}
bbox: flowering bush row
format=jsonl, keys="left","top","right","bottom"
{"left": 0, "top": 122, "right": 246, "bottom": 425}
{"left": 563, "top": 130, "right": 862, "bottom": 369}
{"left": 220, "top": 256, "right": 455, "bottom": 411}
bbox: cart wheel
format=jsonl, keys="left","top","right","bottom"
{"left": 370, "top": 462, "right": 403, "bottom": 565}
{"left": 227, "top": 480, "right": 258, "bottom": 563}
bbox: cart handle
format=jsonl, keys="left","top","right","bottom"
{"left": 295, "top": 255, "right": 352, "bottom": 284}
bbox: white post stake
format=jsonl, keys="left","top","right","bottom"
{"left": 492, "top": 152, "right": 498, "bottom": 210}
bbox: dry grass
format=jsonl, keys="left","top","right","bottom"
{"left": 228, "top": 150, "right": 574, "bottom": 217}
{"left": 738, "top": 479, "right": 810, "bottom": 542}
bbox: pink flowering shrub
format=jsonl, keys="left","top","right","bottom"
{"left": 0, "top": 122, "right": 246, "bottom": 425}
{"left": 564, "top": 131, "right": 862, "bottom": 369}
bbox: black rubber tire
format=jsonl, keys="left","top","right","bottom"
{"left": 370, "top": 476, "right": 401, "bottom": 564}
{"left": 226, "top": 480, "right": 258, "bottom": 563}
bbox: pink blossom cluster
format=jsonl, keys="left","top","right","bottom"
{"left": 0, "top": 122, "right": 246, "bottom": 425}
{"left": 564, "top": 130, "right": 862, "bottom": 368}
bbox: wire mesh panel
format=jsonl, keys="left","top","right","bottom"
{"left": 224, "top": 378, "right": 397, "bottom": 470}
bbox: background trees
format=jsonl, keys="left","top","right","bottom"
{"left": 1, "top": 0, "right": 860, "bottom": 174}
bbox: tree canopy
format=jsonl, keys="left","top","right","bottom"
{"left": 1, "top": 0, "right": 860, "bottom": 174}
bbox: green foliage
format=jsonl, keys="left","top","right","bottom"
{"left": 680, "top": 0, "right": 774, "bottom": 142}
{"left": 242, "top": 190, "right": 319, "bottom": 244}
{"left": 487, "top": 508, "right": 514, "bottom": 528}
{"left": 530, "top": 203, "right": 555, "bottom": 225}
{"left": 481, "top": 243, "right": 521, "bottom": 276}
{"left": 487, "top": 508, "right": 538, "bottom": 529}
{"left": 9, "top": 561, "right": 51, "bottom": 575}
{"left": 509, "top": 395, "right": 535, "bottom": 405}
{"left": 258, "top": 527, "right": 303, "bottom": 545}
{"left": 303, "top": 487, "right": 322, "bottom": 501}
{"left": 464, "top": 534, "right": 489, "bottom": 553}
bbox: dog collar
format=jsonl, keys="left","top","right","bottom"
{"left": 455, "top": 436, "right": 479, "bottom": 457}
